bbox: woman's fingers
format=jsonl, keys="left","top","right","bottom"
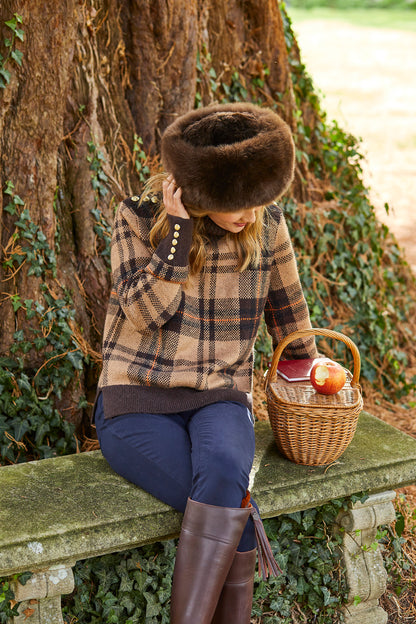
{"left": 163, "top": 177, "right": 190, "bottom": 219}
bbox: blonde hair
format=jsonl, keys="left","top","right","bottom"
{"left": 141, "top": 173, "right": 266, "bottom": 275}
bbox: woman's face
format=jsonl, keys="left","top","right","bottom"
{"left": 207, "top": 206, "right": 263, "bottom": 233}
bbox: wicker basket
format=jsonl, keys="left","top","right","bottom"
{"left": 264, "top": 328, "right": 363, "bottom": 466}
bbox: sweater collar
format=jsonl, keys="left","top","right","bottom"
{"left": 203, "top": 216, "right": 229, "bottom": 239}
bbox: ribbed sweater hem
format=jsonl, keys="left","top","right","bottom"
{"left": 97, "top": 385, "right": 252, "bottom": 420}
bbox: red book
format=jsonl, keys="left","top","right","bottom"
{"left": 276, "top": 358, "right": 320, "bottom": 382}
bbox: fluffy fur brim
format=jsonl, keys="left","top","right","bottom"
{"left": 161, "top": 103, "right": 295, "bottom": 212}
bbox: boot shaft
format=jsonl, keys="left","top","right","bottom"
{"left": 170, "top": 498, "right": 252, "bottom": 624}
{"left": 211, "top": 549, "right": 257, "bottom": 624}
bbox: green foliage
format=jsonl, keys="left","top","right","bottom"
{"left": 221, "top": 71, "right": 248, "bottom": 102}
{"left": 287, "top": 0, "right": 416, "bottom": 9}
{"left": 195, "top": 44, "right": 266, "bottom": 107}
{"left": 1, "top": 15, "right": 78, "bottom": 464}
{"left": 0, "top": 13, "right": 23, "bottom": 89}
{"left": 0, "top": 573, "right": 32, "bottom": 623}
{"left": 0, "top": 138, "right": 113, "bottom": 465}
{"left": 133, "top": 135, "right": 151, "bottom": 184}
{"left": 0, "top": 183, "right": 81, "bottom": 463}
{"left": 254, "top": 317, "right": 273, "bottom": 370}
{"left": 280, "top": 193, "right": 415, "bottom": 395}
{"left": 87, "top": 139, "right": 112, "bottom": 269}
{"left": 195, "top": 46, "right": 219, "bottom": 107}
{"left": 0, "top": 579, "right": 18, "bottom": 623}
{"left": 288, "top": 5, "right": 416, "bottom": 30}
{"left": 87, "top": 141, "right": 109, "bottom": 199}
{"left": 378, "top": 493, "right": 416, "bottom": 600}
{"left": 63, "top": 541, "right": 176, "bottom": 624}
{"left": 254, "top": 500, "right": 348, "bottom": 623}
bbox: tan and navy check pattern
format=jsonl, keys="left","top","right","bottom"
{"left": 98, "top": 196, "right": 317, "bottom": 418}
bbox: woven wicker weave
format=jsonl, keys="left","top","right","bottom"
{"left": 264, "top": 328, "right": 363, "bottom": 466}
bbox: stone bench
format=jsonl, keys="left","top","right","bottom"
{"left": 2, "top": 411, "right": 416, "bottom": 624}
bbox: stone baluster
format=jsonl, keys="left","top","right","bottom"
{"left": 8, "top": 565, "right": 74, "bottom": 624}
{"left": 335, "top": 490, "right": 396, "bottom": 624}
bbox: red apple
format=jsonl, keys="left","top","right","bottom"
{"left": 310, "top": 359, "right": 346, "bottom": 395}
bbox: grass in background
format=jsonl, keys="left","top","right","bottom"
{"left": 286, "top": 0, "right": 416, "bottom": 31}
{"left": 287, "top": 0, "right": 416, "bottom": 9}
{"left": 287, "top": 7, "right": 416, "bottom": 30}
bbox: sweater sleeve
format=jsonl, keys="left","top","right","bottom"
{"left": 111, "top": 199, "right": 193, "bottom": 332}
{"left": 264, "top": 210, "right": 319, "bottom": 360}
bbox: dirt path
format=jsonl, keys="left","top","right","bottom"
{"left": 292, "top": 18, "right": 416, "bottom": 274}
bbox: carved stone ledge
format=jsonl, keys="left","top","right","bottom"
{"left": 334, "top": 490, "right": 396, "bottom": 624}
{"left": 9, "top": 565, "right": 74, "bottom": 624}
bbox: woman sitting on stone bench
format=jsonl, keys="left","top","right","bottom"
{"left": 94, "top": 103, "right": 318, "bottom": 623}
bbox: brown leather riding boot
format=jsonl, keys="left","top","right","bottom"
{"left": 211, "top": 548, "right": 257, "bottom": 624}
{"left": 170, "top": 498, "right": 252, "bottom": 624}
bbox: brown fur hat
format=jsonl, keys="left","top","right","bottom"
{"left": 161, "top": 102, "right": 295, "bottom": 212}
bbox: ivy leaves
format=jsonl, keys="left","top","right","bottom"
{"left": 63, "top": 542, "right": 176, "bottom": 624}
{"left": 0, "top": 184, "right": 81, "bottom": 464}
{"left": 0, "top": 14, "right": 23, "bottom": 89}
{"left": 253, "top": 502, "right": 347, "bottom": 623}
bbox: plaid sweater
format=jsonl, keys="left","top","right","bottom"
{"left": 98, "top": 195, "right": 318, "bottom": 418}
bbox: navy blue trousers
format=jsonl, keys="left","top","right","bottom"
{"left": 94, "top": 393, "right": 257, "bottom": 551}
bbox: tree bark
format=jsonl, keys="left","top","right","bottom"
{"left": 0, "top": 0, "right": 301, "bottom": 433}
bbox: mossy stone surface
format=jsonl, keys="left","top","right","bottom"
{"left": 2, "top": 411, "right": 416, "bottom": 576}
{"left": 0, "top": 450, "right": 182, "bottom": 575}
{"left": 252, "top": 411, "right": 416, "bottom": 517}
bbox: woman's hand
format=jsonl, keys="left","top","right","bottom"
{"left": 162, "top": 175, "right": 190, "bottom": 220}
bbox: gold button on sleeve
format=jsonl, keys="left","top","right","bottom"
{"left": 173, "top": 232, "right": 179, "bottom": 238}
{"left": 131, "top": 196, "right": 139, "bottom": 201}
{"left": 172, "top": 239, "right": 178, "bottom": 246}
{"left": 167, "top": 254, "right": 174, "bottom": 260}
{"left": 170, "top": 247, "right": 176, "bottom": 253}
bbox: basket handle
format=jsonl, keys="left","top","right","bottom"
{"left": 264, "top": 328, "right": 361, "bottom": 390}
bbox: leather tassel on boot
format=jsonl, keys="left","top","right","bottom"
{"left": 240, "top": 491, "right": 281, "bottom": 580}
{"left": 249, "top": 505, "right": 282, "bottom": 579}
{"left": 170, "top": 498, "right": 252, "bottom": 624}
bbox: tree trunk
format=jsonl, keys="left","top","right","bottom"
{"left": 0, "top": 0, "right": 299, "bottom": 440}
